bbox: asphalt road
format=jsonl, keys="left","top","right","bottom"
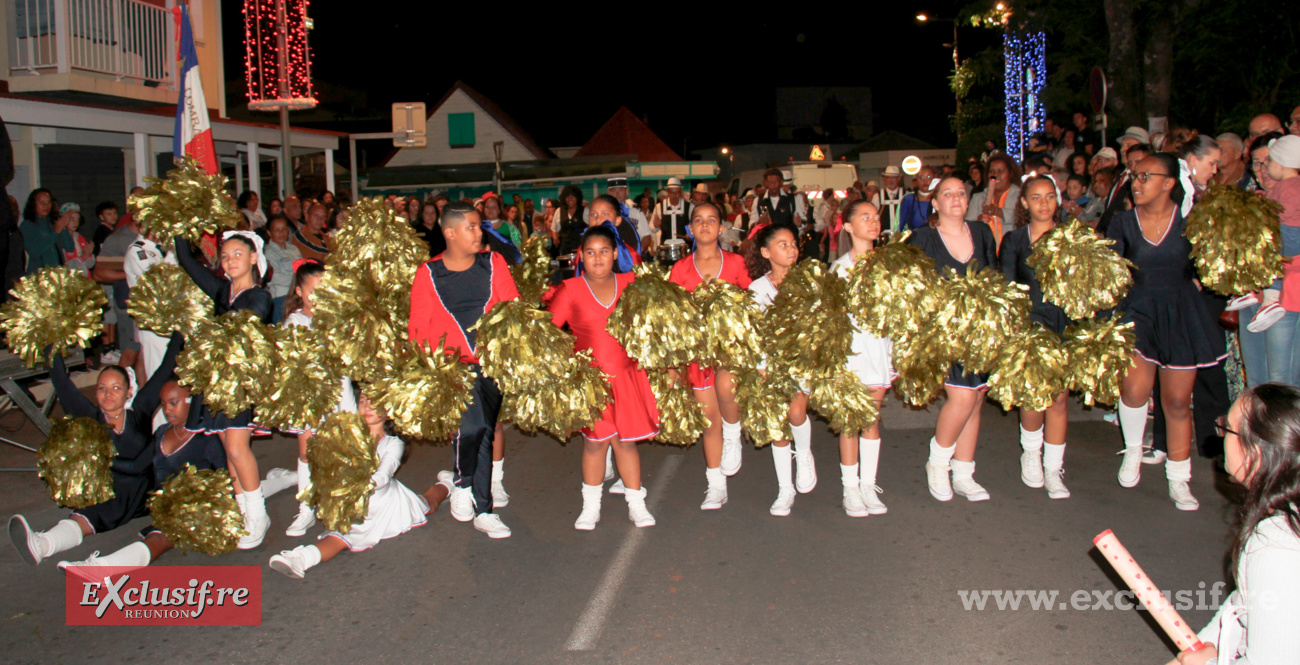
{"left": 0, "top": 392, "right": 1238, "bottom": 665}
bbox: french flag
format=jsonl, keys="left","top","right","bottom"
{"left": 172, "top": 3, "right": 217, "bottom": 174}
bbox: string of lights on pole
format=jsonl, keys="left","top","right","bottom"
{"left": 243, "top": 0, "right": 316, "bottom": 110}
{"left": 1003, "top": 29, "right": 1046, "bottom": 162}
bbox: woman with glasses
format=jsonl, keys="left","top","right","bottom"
{"left": 1175, "top": 383, "right": 1300, "bottom": 665}
{"left": 1107, "top": 153, "right": 1226, "bottom": 511}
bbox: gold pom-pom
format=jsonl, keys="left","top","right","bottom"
{"left": 934, "top": 264, "right": 1031, "bottom": 373}
{"left": 846, "top": 240, "right": 943, "bottom": 340}
{"left": 475, "top": 300, "right": 609, "bottom": 439}
{"left": 809, "top": 368, "right": 880, "bottom": 434}
{"left": 1185, "top": 182, "right": 1285, "bottom": 295}
{"left": 300, "top": 412, "right": 379, "bottom": 533}
{"left": 0, "top": 267, "right": 106, "bottom": 367}
{"left": 1063, "top": 317, "right": 1137, "bottom": 406}
{"left": 128, "top": 263, "right": 212, "bottom": 337}
{"left": 607, "top": 263, "right": 703, "bottom": 369}
{"left": 986, "top": 324, "right": 1071, "bottom": 411}
{"left": 313, "top": 264, "right": 408, "bottom": 383}
{"left": 148, "top": 465, "right": 245, "bottom": 556}
{"left": 329, "top": 197, "right": 428, "bottom": 294}
{"left": 129, "top": 156, "right": 242, "bottom": 244}
{"left": 37, "top": 416, "right": 115, "bottom": 508}
{"left": 175, "top": 311, "right": 277, "bottom": 417}
{"left": 368, "top": 337, "right": 475, "bottom": 441}
{"left": 733, "top": 368, "right": 797, "bottom": 445}
{"left": 891, "top": 326, "right": 953, "bottom": 407}
{"left": 256, "top": 326, "right": 343, "bottom": 432}
{"left": 647, "top": 369, "right": 707, "bottom": 445}
{"left": 512, "top": 235, "right": 554, "bottom": 305}
{"left": 1026, "top": 218, "right": 1134, "bottom": 319}
{"left": 693, "top": 279, "right": 765, "bottom": 371}
{"left": 763, "top": 260, "right": 855, "bottom": 382}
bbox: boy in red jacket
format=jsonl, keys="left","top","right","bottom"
{"left": 408, "top": 201, "right": 520, "bottom": 539}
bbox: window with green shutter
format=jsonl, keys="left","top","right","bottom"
{"left": 448, "top": 113, "right": 476, "bottom": 148}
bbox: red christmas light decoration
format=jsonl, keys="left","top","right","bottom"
{"left": 243, "top": 0, "right": 316, "bottom": 110}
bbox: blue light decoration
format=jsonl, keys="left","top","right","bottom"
{"left": 1003, "top": 30, "right": 1046, "bottom": 162}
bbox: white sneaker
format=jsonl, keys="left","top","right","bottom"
{"left": 473, "top": 513, "right": 512, "bottom": 538}
{"left": 842, "top": 486, "right": 869, "bottom": 517}
{"left": 237, "top": 512, "right": 270, "bottom": 550}
{"left": 925, "top": 463, "right": 953, "bottom": 501}
{"left": 449, "top": 486, "right": 475, "bottom": 522}
{"left": 1225, "top": 293, "right": 1259, "bottom": 312}
{"left": 100, "top": 350, "right": 121, "bottom": 365}
{"left": 285, "top": 506, "right": 316, "bottom": 537}
{"left": 952, "top": 476, "right": 991, "bottom": 502}
{"left": 1044, "top": 468, "right": 1071, "bottom": 499}
{"left": 609, "top": 478, "right": 626, "bottom": 495}
{"left": 574, "top": 503, "right": 600, "bottom": 531}
{"left": 1142, "top": 447, "right": 1167, "bottom": 465}
{"left": 625, "top": 488, "right": 656, "bottom": 528}
{"left": 57, "top": 551, "right": 105, "bottom": 571}
{"left": 769, "top": 488, "right": 796, "bottom": 516}
{"left": 794, "top": 449, "right": 817, "bottom": 493}
{"left": 720, "top": 438, "right": 743, "bottom": 476}
{"left": 492, "top": 480, "right": 510, "bottom": 508}
{"left": 269, "top": 548, "right": 311, "bottom": 579}
{"left": 1248, "top": 302, "right": 1286, "bottom": 333}
{"left": 861, "top": 485, "right": 887, "bottom": 515}
{"left": 1117, "top": 448, "right": 1142, "bottom": 488}
{"left": 8, "top": 515, "right": 44, "bottom": 566}
{"left": 1020, "top": 449, "right": 1044, "bottom": 488}
{"left": 1169, "top": 480, "right": 1200, "bottom": 511}
{"left": 700, "top": 486, "right": 728, "bottom": 510}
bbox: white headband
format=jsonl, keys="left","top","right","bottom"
{"left": 1021, "top": 172, "right": 1063, "bottom": 205}
{"left": 222, "top": 230, "right": 268, "bottom": 278}
{"left": 1176, "top": 158, "right": 1195, "bottom": 218}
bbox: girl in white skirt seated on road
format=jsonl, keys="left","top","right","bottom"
{"left": 269, "top": 393, "right": 453, "bottom": 579}
{"left": 830, "top": 200, "right": 896, "bottom": 517}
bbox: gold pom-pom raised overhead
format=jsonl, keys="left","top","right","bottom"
{"left": 128, "top": 263, "right": 212, "bottom": 337}
{"left": 129, "top": 156, "right": 242, "bottom": 244}
{"left": 606, "top": 262, "right": 703, "bottom": 370}
{"left": 474, "top": 300, "right": 609, "bottom": 439}
{"left": 148, "top": 465, "right": 246, "bottom": 556}
{"left": 1026, "top": 218, "right": 1135, "bottom": 320}
{"left": 312, "top": 264, "right": 408, "bottom": 383}
{"left": 300, "top": 412, "right": 379, "bottom": 534}
{"left": 37, "top": 416, "right": 116, "bottom": 508}
{"left": 512, "top": 235, "right": 555, "bottom": 306}
{"left": 367, "top": 337, "right": 475, "bottom": 442}
{"left": 329, "top": 197, "right": 428, "bottom": 291}
{"left": 846, "top": 238, "right": 943, "bottom": 341}
{"left": 647, "top": 369, "right": 708, "bottom": 445}
{"left": 1063, "top": 316, "right": 1137, "bottom": 407}
{"left": 809, "top": 368, "right": 880, "bottom": 434}
{"left": 175, "top": 310, "right": 277, "bottom": 418}
{"left": 932, "top": 264, "right": 1031, "bottom": 373}
{"left": 256, "top": 325, "right": 344, "bottom": 432}
{"left": 0, "top": 267, "right": 106, "bottom": 367}
{"left": 1185, "top": 182, "right": 1285, "bottom": 296}
{"left": 762, "top": 260, "right": 855, "bottom": 383}
{"left": 692, "top": 279, "right": 765, "bottom": 371}
{"left": 986, "top": 324, "right": 1071, "bottom": 412}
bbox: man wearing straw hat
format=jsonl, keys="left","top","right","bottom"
{"left": 876, "top": 165, "right": 906, "bottom": 233}
{"left": 651, "top": 177, "right": 693, "bottom": 245}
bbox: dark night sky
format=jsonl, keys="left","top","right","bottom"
{"left": 222, "top": 2, "right": 975, "bottom": 154}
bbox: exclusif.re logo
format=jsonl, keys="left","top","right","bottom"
{"left": 65, "top": 566, "right": 260, "bottom": 625}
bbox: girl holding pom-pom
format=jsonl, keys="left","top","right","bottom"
{"left": 175, "top": 231, "right": 275, "bottom": 547}
{"left": 269, "top": 393, "right": 453, "bottom": 578}
{"left": 547, "top": 225, "right": 660, "bottom": 530}
{"left": 667, "top": 202, "right": 752, "bottom": 511}
{"left": 744, "top": 225, "right": 814, "bottom": 516}
{"left": 906, "top": 177, "right": 999, "bottom": 503}
{"left": 830, "top": 200, "right": 896, "bottom": 516}
{"left": 1001, "top": 174, "right": 1072, "bottom": 500}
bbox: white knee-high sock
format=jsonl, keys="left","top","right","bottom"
{"left": 840, "top": 463, "right": 860, "bottom": 489}
{"left": 771, "top": 445, "right": 793, "bottom": 489}
{"left": 298, "top": 544, "right": 323, "bottom": 570}
{"left": 1166, "top": 457, "right": 1192, "bottom": 482}
{"left": 296, "top": 458, "right": 311, "bottom": 505}
{"left": 98, "top": 541, "right": 152, "bottom": 567}
{"left": 492, "top": 459, "right": 504, "bottom": 483}
{"left": 722, "top": 418, "right": 742, "bottom": 443}
{"left": 705, "top": 466, "right": 725, "bottom": 489}
{"left": 928, "top": 437, "right": 955, "bottom": 468}
{"left": 791, "top": 419, "right": 811, "bottom": 453}
{"left": 236, "top": 491, "right": 247, "bottom": 513}
{"left": 1044, "top": 442, "right": 1066, "bottom": 470}
{"left": 1020, "top": 424, "right": 1045, "bottom": 451}
{"left": 243, "top": 487, "right": 267, "bottom": 520}
{"left": 42, "top": 519, "right": 84, "bottom": 557}
{"left": 1118, "top": 401, "right": 1148, "bottom": 451}
{"left": 859, "top": 437, "right": 881, "bottom": 486}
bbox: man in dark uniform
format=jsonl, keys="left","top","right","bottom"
{"left": 749, "top": 168, "right": 805, "bottom": 233}
{"left": 651, "top": 177, "right": 693, "bottom": 245}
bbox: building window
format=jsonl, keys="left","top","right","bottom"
{"left": 448, "top": 113, "right": 475, "bottom": 148}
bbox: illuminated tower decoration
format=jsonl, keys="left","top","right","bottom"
{"left": 243, "top": 0, "right": 316, "bottom": 195}
{"left": 1003, "top": 30, "right": 1046, "bottom": 162}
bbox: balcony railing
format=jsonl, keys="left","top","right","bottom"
{"left": 9, "top": 0, "right": 175, "bottom": 87}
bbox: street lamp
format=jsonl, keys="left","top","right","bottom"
{"left": 720, "top": 147, "right": 734, "bottom": 179}
{"left": 916, "top": 12, "right": 961, "bottom": 143}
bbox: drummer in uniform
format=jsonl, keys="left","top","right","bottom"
{"left": 749, "top": 168, "right": 806, "bottom": 233}
{"left": 651, "top": 177, "right": 694, "bottom": 251}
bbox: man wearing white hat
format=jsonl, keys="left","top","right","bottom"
{"left": 1116, "top": 126, "right": 1150, "bottom": 157}
{"left": 875, "top": 165, "right": 906, "bottom": 233}
{"left": 691, "top": 183, "right": 711, "bottom": 207}
{"left": 651, "top": 177, "right": 693, "bottom": 246}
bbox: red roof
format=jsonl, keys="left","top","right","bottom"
{"left": 574, "top": 107, "right": 681, "bottom": 162}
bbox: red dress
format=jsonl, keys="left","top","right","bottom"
{"left": 548, "top": 273, "right": 660, "bottom": 442}
{"left": 668, "top": 250, "right": 753, "bottom": 389}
